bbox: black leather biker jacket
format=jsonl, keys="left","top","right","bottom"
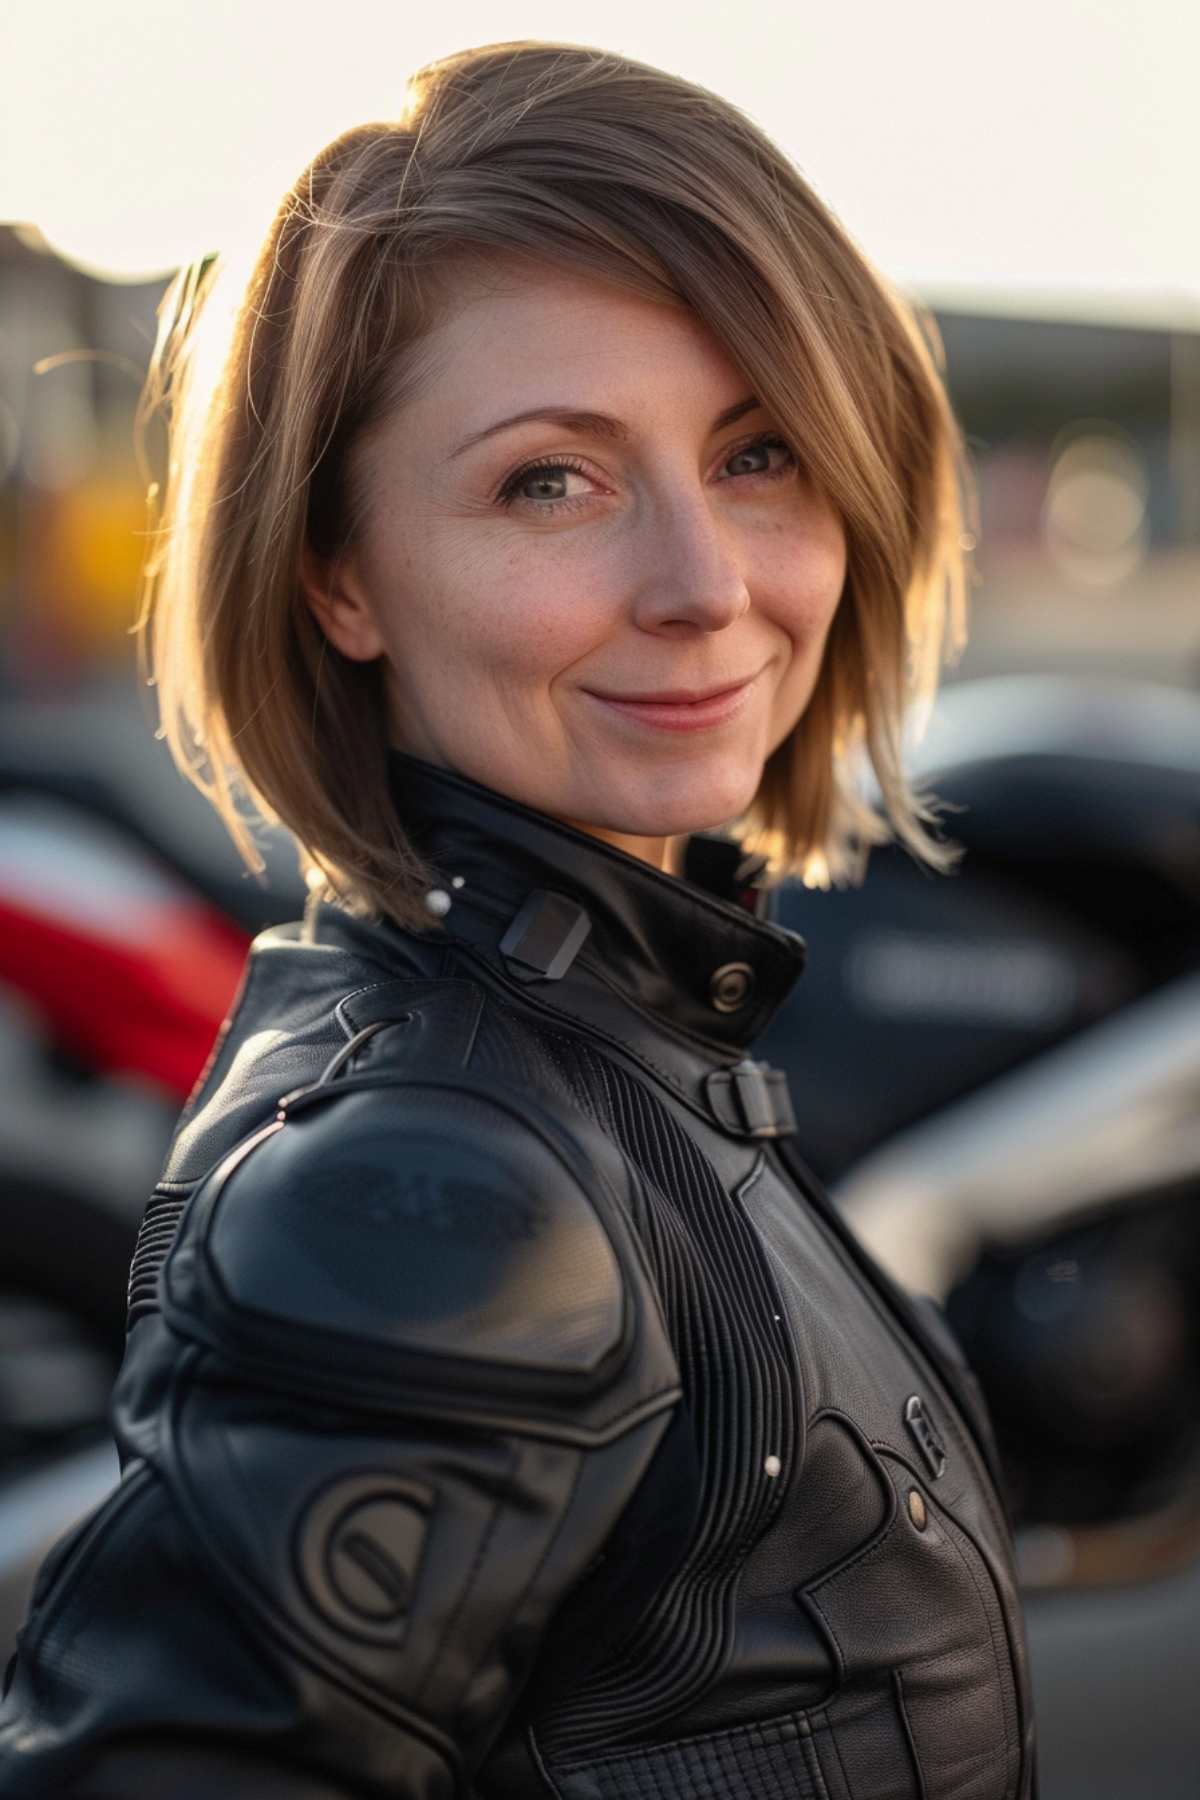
{"left": 0, "top": 750, "right": 1038, "bottom": 1800}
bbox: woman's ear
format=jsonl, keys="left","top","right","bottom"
{"left": 298, "top": 541, "right": 387, "bottom": 662}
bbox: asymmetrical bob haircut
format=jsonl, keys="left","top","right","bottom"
{"left": 137, "top": 37, "right": 973, "bottom": 930}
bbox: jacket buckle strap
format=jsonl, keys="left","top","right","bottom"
{"left": 499, "top": 890, "right": 593, "bottom": 982}
{"left": 705, "top": 1058, "right": 797, "bottom": 1138}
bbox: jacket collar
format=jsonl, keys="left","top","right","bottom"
{"left": 385, "top": 750, "right": 807, "bottom": 1065}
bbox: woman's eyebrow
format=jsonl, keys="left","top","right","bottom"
{"left": 446, "top": 394, "right": 761, "bottom": 461}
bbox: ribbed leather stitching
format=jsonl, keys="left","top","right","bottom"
{"left": 530, "top": 1041, "right": 796, "bottom": 1759}
{"left": 125, "top": 1190, "right": 190, "bottom": 1329}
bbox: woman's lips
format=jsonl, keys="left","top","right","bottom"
{"left": 583, "top": 670, "right": 761, "bottom": 732}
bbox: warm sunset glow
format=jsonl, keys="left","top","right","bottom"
{"left": 3, "top": 0, "right": 1198, "bottom": 325}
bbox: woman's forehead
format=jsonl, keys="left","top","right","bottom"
{"left": 398, "top": 268, "right": 741, "bottom": 429}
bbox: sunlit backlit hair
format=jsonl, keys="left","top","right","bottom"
{"left": 136, "top": 37, "right": 974, "bottom": 929}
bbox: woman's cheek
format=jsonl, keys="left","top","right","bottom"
{"left": 492, "top": 591, "right": 617, "bottom": 682}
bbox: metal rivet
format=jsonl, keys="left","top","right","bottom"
{"left": 423, "top": 888, "right": 452, "bottom": 917}
{"left": 709, "top": 961, "right": 755, "bottom": 1012}
{"left": 450, "top": 875, "right": 465, "bottom": 889}
{"left": 764, "top": 1454, "right": 782, "bottom": 1479}
{"left": 908, "top": 1489, "right": 927, "bottom": 1531}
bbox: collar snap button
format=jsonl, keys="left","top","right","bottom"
{"left": 709, "top": 961, "right": 755, "bottom": 1012}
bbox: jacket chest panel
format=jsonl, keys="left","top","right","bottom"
{"left": 740, "top": 1159, "right": 972, "bottom": 1494}
{"left": 593, "top": 1102, "right": 1029, "bottom": 1800}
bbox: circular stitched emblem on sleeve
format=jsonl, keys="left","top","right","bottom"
{"left": 294, "top": 1473, "right": 432, "bottom": 1643}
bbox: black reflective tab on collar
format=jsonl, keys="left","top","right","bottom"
{"left": 499, "top": 890, "right": 593, "bottom": 982}
{"left": 705, "top": 1058, "right": 798, "bottom": 1138}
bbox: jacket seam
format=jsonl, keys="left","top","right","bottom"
{"left": 892, "top": 1668, "right": 929, "bottom": 1800}
{"left": 802, "top": 1715, "right": 833, "bottom": 1800}
{"left": 454, "top": 1449, "right": 588, "bottom": 1733}
{"left": 822, "top": 1701, "right": 852, "bottom": 1798}
{"left": 528, "top": 1725, "right": 568, "bottom": 1797}
{"left": 412, "top": 1441, "right": 517, "bottom": 1710}
{"left": 448, "top": 942, "right": 716, "bottom": 1122}
{"left": 173, "top": 947, "right": 262, "bottom": 1133}
{"left": 935, "top": 1518, "right": 1015, "bottom": 1791}
{"left": 919, "top": 1484, "right": 1021, "bottom": 1798}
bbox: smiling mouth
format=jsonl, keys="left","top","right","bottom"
{"left": 585, "top": 673, "right": 759, "bottom": 706}
{"left": 582, "top": 668, "right": 764, "bottom": 733}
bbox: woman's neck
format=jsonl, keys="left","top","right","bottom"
{"left": 558, "top": 820, "right": 688, "bottom": 877}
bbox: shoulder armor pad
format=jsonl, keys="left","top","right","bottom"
{"left": 163, "top": 1076, "right": 643, "bottom": 1416}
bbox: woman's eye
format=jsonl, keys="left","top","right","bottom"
{"left": 494, "top": 431, "right": 798, "bottom": 513}
{"left": 496, "top": 455, "right": 593, "bottom": 510}
{"left": 723, "top": 434, "right": 797, "bottom": 482}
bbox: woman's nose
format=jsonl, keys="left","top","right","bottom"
{"left": 629, "top": 496, "right": 751, "bottom": 636}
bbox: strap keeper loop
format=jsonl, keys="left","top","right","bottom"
{"left": 705, "top": 1057, "right": 797, "bottom": 1138}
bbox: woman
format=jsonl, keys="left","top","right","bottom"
{"left": 0, "top": 38, "right": 1037, "bottom": 1800}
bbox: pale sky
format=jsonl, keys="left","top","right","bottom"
{"left": 3, "top": 0, "right": 1197, "bottom": 325}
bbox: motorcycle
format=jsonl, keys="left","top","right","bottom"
{"left": 0, "top": 691, "right": 304, "bottom": 1557}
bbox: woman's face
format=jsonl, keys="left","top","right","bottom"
{"left": 305, "top": 256, "right": 847, "bottom": 870}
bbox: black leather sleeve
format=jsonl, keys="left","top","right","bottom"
{"left": 0, "top": 1075, "right": 683, "bottom": 1799}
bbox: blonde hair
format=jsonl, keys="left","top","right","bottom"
{"left": 136, "top": 38, "right": 973, "bottom": 930}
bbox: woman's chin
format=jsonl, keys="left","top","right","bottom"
{"left": 590, "top": 762, "right": 763, "bottom": 841}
